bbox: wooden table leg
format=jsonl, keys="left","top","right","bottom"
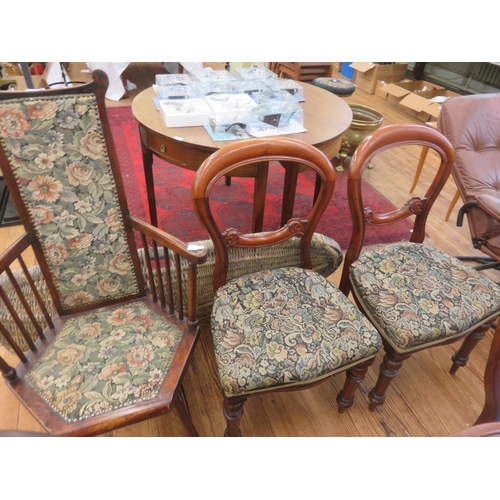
{"left": 252, "top": 162, "right": 269, "bottom": 233}
{"left": 410, "top": 145, "right": 429, "bottom": 193}
{"left": 280, "top": 161, "right": 299, "bottom": 226}
{"left": 445, "top": 189, "right": 461, "bottom": 222}
{"left": 140, "top": 140, "right": 158, "bottom": 227}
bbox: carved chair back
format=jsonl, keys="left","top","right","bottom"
{"left": 339, "top": 123, "right": 456, "bottom": 295}
{"left": 191, "top": 137, "right": 336, "bottom": 291}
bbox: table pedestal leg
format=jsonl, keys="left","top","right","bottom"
{"left": 252, "top": 162, "right": 269, "bottom": 233}
{"left": 280, "top": 161, "right": 299, "bottom": 226}
{"left": 141, "top": 142, "right": 158, "bottom": 227}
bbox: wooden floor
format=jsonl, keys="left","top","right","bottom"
{"left": 1, "top": 62, "right": 499, "bottom": 437}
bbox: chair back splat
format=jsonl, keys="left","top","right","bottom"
{"left": 339, "top": 123, "right": 500, "bottom": 413}
{"left": 191, "top": 137, "right": 382, "bottom": 437}
{"left": 0, "top": 70, "right": 206, "bottom": 436}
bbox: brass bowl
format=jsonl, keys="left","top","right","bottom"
{"left": 338, "top": 104, "right": 384, "bottom": 170}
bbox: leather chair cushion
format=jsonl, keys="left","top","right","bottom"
{"left": 438, "top": 94, "right": 500, "bottom": 242}
{"left": 211, "top": 267, "right": 382, "bottom": 397}
{"left": 350, "top": 242, "right": 500, "bottom": 353}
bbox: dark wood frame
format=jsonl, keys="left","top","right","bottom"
{"left": 337, "top": 124, "right": 495, "bottom": 411}
{"left": 191, "top": 137, "right": 379, "bottom": 436}
{"left": 0, "top": 70, "right": 207, "bottom": 436}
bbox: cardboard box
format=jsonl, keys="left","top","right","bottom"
{"left": 375, "top": 80, "right": 443, "bottom": 105}
{"left": 398, "top": 89, "right": 459, "bottom": 121}
{"left": 332, "top": 62, "right": 342, "bottom": 72}
{"left": 350, "top": 62, "right": 408, "bottom": 94}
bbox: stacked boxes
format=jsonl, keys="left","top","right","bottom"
{"left": 349, "top": 63, "right": 408, "bottom": 94}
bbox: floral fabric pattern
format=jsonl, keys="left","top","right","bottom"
{"left": 0, "top": 95, "right": 138, "bottom": 309}
{"left": 212, "top": 267, "right": 382, "bottom": 396}
{"left": 25, "top": 302, "right": 183, "bottom": 423}
{"left": 350, "top": 242, "right": 500, "bottom": 353}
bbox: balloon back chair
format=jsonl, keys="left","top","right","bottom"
{"left": 0, "top": 70, "right": 207, "bottom": 436}
{"left": 191, "top": 137, "right": 382, "bottom": 436}
{"left": 339, "top": 124, "right": 500, "bottom": 411}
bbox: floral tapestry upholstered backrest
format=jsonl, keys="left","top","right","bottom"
{"left": 0, "top": 94, "right": 139, "bottom": 311}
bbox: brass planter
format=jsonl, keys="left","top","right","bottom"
{"left": 338, "top": 104, "right": 384, "bottom": 171}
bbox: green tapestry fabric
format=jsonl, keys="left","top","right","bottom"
{"left": 0, "top": 95, "right": 139, "bottom": 309}
{"left": 25, "top": 302, "right": 183, "bottom": 423}
{"left": 350, "top": 242, "right": 500, "bottom": 353}
{"left": 211, "top": 267, "right": 382, "bottom": 396}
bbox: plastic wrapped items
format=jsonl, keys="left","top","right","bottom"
{"left": 234, "top": 66, "right": 277, "bottom": 80}
{"left": 155, "top": 74, "right": 197, "bottom": 99}
{"left": 192, "top": 69, "right": 236, "bottom": 83}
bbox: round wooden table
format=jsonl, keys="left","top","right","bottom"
{"left": 131, "top": 82, "right": 352, "bottom": 230}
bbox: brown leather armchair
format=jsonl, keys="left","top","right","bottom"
{"left": 438, "top": 93, "right": 500, "bottom": 272}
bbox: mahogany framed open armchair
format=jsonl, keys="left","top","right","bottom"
{"left": 0, "top": 70, "right": 206, "bottom": 436}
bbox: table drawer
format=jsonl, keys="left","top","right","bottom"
{"left": 145, "top": 132, "right": 188, "bottom": 167}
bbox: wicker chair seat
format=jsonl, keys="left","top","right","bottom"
{"left": 0, "top": 233, "right": 342, "bottom": 353}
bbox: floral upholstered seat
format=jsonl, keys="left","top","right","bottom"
{"left": 350, "top": 242, "right": 500, "bottom": 353}
{"left": 26, "top": 302, "right": 183, "bottom": 423}
{"left": 212, "top": 267, "right": 381, "bottom": 396}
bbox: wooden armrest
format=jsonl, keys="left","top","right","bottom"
{"left": 126, "top": 215, "right": 207, "bottom": 265}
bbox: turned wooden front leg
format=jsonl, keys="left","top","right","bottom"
{"left": 337, "top": 359, "right": 374, "bottom": 412}
{"left": 0, "top": 357, "right": 17, "bottom": 381}
{"left": 450, "top": 323, "right": 490, "bottom": 375}
{"left": 369, "top": 351, "right": 411, "bottom": 411}
{"left": 223, "top": 395, "right": 247, "bottom": 437}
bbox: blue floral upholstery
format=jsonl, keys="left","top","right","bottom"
{"left": 212, "top": 267, "right": 382, "bottom": 396}
{"left": 25, "top": 302, "right": 183, "bottom": 423}
{"left": 0, "top": 95, "right": 138, "bottom": 310}
{"left": 350, "top": 242, "right": 500, "bottom": 353}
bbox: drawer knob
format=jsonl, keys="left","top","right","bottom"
{"left": 160, "top": 144, "right": 166, "bottom": 153}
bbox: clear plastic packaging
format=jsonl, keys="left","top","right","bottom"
{"left": 154, "top": 74, "right": 197, "bottom": 99}
{"left": 205, "top": 93, "right": 258, "bottom": 113}
{"left": 269, "top": 78, "right": 304, "bottom": 99}
{"left": 198, "top": 80, "right": 236, "bottom": 97}
{"left": 251, "top": 101, "right": 303, "bottom": 127}
{"left": 232, "top": 79, "right": 273, "bottom": 95}
{"left": 234, "top": 66, "right": 278, "bottom": 80}
{"left": 192, "top": 69, "right": 236, "bottom": 83}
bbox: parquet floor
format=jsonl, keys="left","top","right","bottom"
{"left": 1, "top": 62, "right": 499, "bottom": 437}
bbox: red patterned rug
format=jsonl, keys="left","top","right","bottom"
{"left": 109, "top": 106, "right": 413, "bottom": 249}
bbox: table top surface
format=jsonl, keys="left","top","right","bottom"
{"left": 131, "top": 82, "right": 353, "bottom": 153}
